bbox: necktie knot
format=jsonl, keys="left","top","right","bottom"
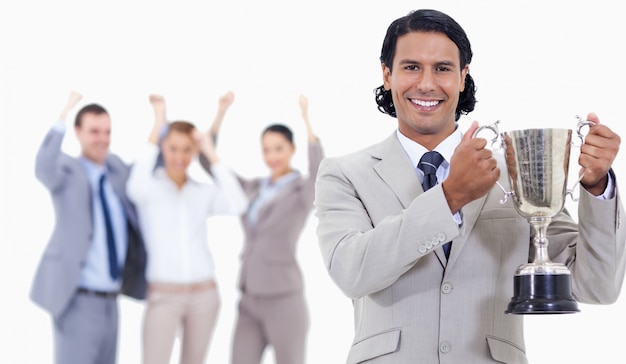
{"left": 418, "top": 151, "right": 444, "bottom": 191}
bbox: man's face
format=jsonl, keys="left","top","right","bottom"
{"left": 75, "top": 112, "right": 111, "bottom": 165}
{"left": 382, "top": 31, "right": 469, "bottom": 148}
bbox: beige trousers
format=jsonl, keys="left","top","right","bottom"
{"left": 142, "top": 280, "right": 220, "bottom": 364}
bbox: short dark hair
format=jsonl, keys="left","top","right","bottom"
{"left": 374, "top": 9, "right": 477, "bottom": 121}
{"left": 262, "top": 124, "right": 294, "bottom": 144}
{"left": 74, "top": 103, "right": 108, "bottom": 127}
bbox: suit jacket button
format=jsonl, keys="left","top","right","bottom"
{"left": 440, "top": 341, "right": 451, "bottom": 353}
{"left": 441, "top": 282, "right": 453, "bottom": 294}
{"left": 425, "top": 240, "right": 433, "bottom": 249}
{"left": 418, "top": 244, "right": 427, "bottom": 254}
{"left": 437, "top": 232, "right": 446, "bottom": 242}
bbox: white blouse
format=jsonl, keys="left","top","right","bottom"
{"left": 127, "top": 144, "right": 247, "bottom": 284}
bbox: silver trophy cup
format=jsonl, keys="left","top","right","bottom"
{"left": 476, "top": 117, "right": 592, "bottom": 314}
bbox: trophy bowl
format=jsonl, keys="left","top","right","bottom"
{"left": 502, "top": 127, "right": 579, "bottom": 314}
{"left": 474, "top": 117, "right": 593, "bottom": 314}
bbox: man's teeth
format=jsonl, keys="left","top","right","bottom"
{"left": 412, "top": 99, "right": 439, "bottom": 107}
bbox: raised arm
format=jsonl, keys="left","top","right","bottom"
{"left": 298, "top": 94, "right": 324, "bottom": 206}
{"left": 199, "top": 91, "right": 235, "bottom": 174}
{"left": 59, "top": 91, "right": 83, "bottom": 124}
{"left": 127, "top": 95, "right": 168, "bottom": 204}
{"left": 36, "top": 91, "right": 83, "bottom": 190}
{"left": 195, "top": 129, "right": 219, "bottom": 165}
{"left": 208, "top": 91, "right": 235, "bottom": 141}
{"left": 148, "top": 94, "right": 167, "bottom": 145}
{"left": 299, "top": 94, "right": 318, "bottom": 144}
{"left": 201, "top": 92, "right": 247, "bottom": 214}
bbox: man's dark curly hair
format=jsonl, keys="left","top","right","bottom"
{"left": 374, "top": 9, "right": 477, "bottom": 121}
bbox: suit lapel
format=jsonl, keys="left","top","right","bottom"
{"left": 444, "top": 192, "right": 488, "bottom": 269}
{"left": 445, "top": 147, "right": 509, "bottom": 270}
{"left": 373, "top": 134, "right": 450, "bottom": 269}
{"left": 256, "top": 177, "right": 300, "bottom": 221}
{"left": 371, "top": 133, "right": 493, "bottom": 270}
{"left": 372, "top": 133, "right": 422, "bottom": 209}
{"left": 106, "top": 158, "right": 124, "bottom": 197}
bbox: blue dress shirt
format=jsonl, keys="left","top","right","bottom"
{"left": 78, "top": 157, "right": 128, "bottom": 292}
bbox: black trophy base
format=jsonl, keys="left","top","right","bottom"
{"left": 506, "top": 274, "right": 580, "bottom": 314}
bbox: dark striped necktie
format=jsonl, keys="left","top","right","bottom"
{"left": 99, "top": 174, "right": 119, "bottom": 279}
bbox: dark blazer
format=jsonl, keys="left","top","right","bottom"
{"left": 314, "top": 132, "right": 626, "bottom": 364}
{"left": 30, "top": 128, "right": 147, "bottom": 319}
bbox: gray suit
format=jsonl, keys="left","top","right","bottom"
{"left": 202, "top": 140, "right": 324, "bottom": 364}
{"left": 30, "top": 128, "right": 146, "bottom": 361}
{"left": 314, "top": 132, "right": 626, "bottom": 364}
{"left": 237, "top": 141, "right": 323, "bottom": 297}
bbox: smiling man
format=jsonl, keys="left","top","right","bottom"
{"left": 314, "top": 9, "right": 626, "bottom": 364}
{"left": 31, "top": 92, "right": 146, "bottom": 364}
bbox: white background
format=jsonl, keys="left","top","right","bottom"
{"left": 2, "top": 1, "right": 626, "bottom": 363}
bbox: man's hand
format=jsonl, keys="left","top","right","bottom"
{"left": 442, "top": 120, "right": 500, "bottom": 213}
{"left": 579, "top": 112, "right": 620, "bottom": 196}
{"left": 60, "top": 91, "right": 82, "bottom": 121}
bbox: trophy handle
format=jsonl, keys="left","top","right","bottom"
{"left": 472, "top": 120, "right": 502, "bottom": 149}
{"left": 471, "top": 120, "right": 513, "bottom": 204}
{"left": 574, "top": 115, "right": 596, "bottom": 146}
{"left": 568, "top": 116, "right": 597, "bottom": 202}
{"left": 567, "top": 173, "right": 585, "bottom": 202}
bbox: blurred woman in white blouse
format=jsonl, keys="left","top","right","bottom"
{"left": 127, "top": 95, "right": 247, "bottom": 364}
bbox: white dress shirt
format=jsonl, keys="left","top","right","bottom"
{"left": 127, "top": 144, "right": 248, "bottom": 284}
{"left": 397, "top": 128, "right": 463, "bottom": 225}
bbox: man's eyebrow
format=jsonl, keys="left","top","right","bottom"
{"left": 396, "top": 59, "right": 458, "bottom": 67}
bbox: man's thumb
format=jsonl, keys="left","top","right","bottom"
{"left": 462, "top": 120, "right": 479, "bottom": 142}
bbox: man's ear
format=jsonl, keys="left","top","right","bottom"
{"left": 382, "top": 63, "right": 392, "bottom": 91}
{"left": 460, "top": 65, "right": 469, "bottom": 92}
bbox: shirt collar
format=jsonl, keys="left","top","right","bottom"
{"left": 261, "top": 170, "right": 300, "bottom": 189}
{"left": 154, "top": 167, "right": 199, "bottom": 187}
{"left": 79, "top": 156, "right": 107, "bottom": 185}
{"left": 396, "top": 127, "right": 462, "bottom": 168}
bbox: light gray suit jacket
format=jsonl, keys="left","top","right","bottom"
{"left": 314, "top": 132, "right": 626, "bottom": 364}
{"left": 30, "top": 128, "right": 147, "bottom": 319}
